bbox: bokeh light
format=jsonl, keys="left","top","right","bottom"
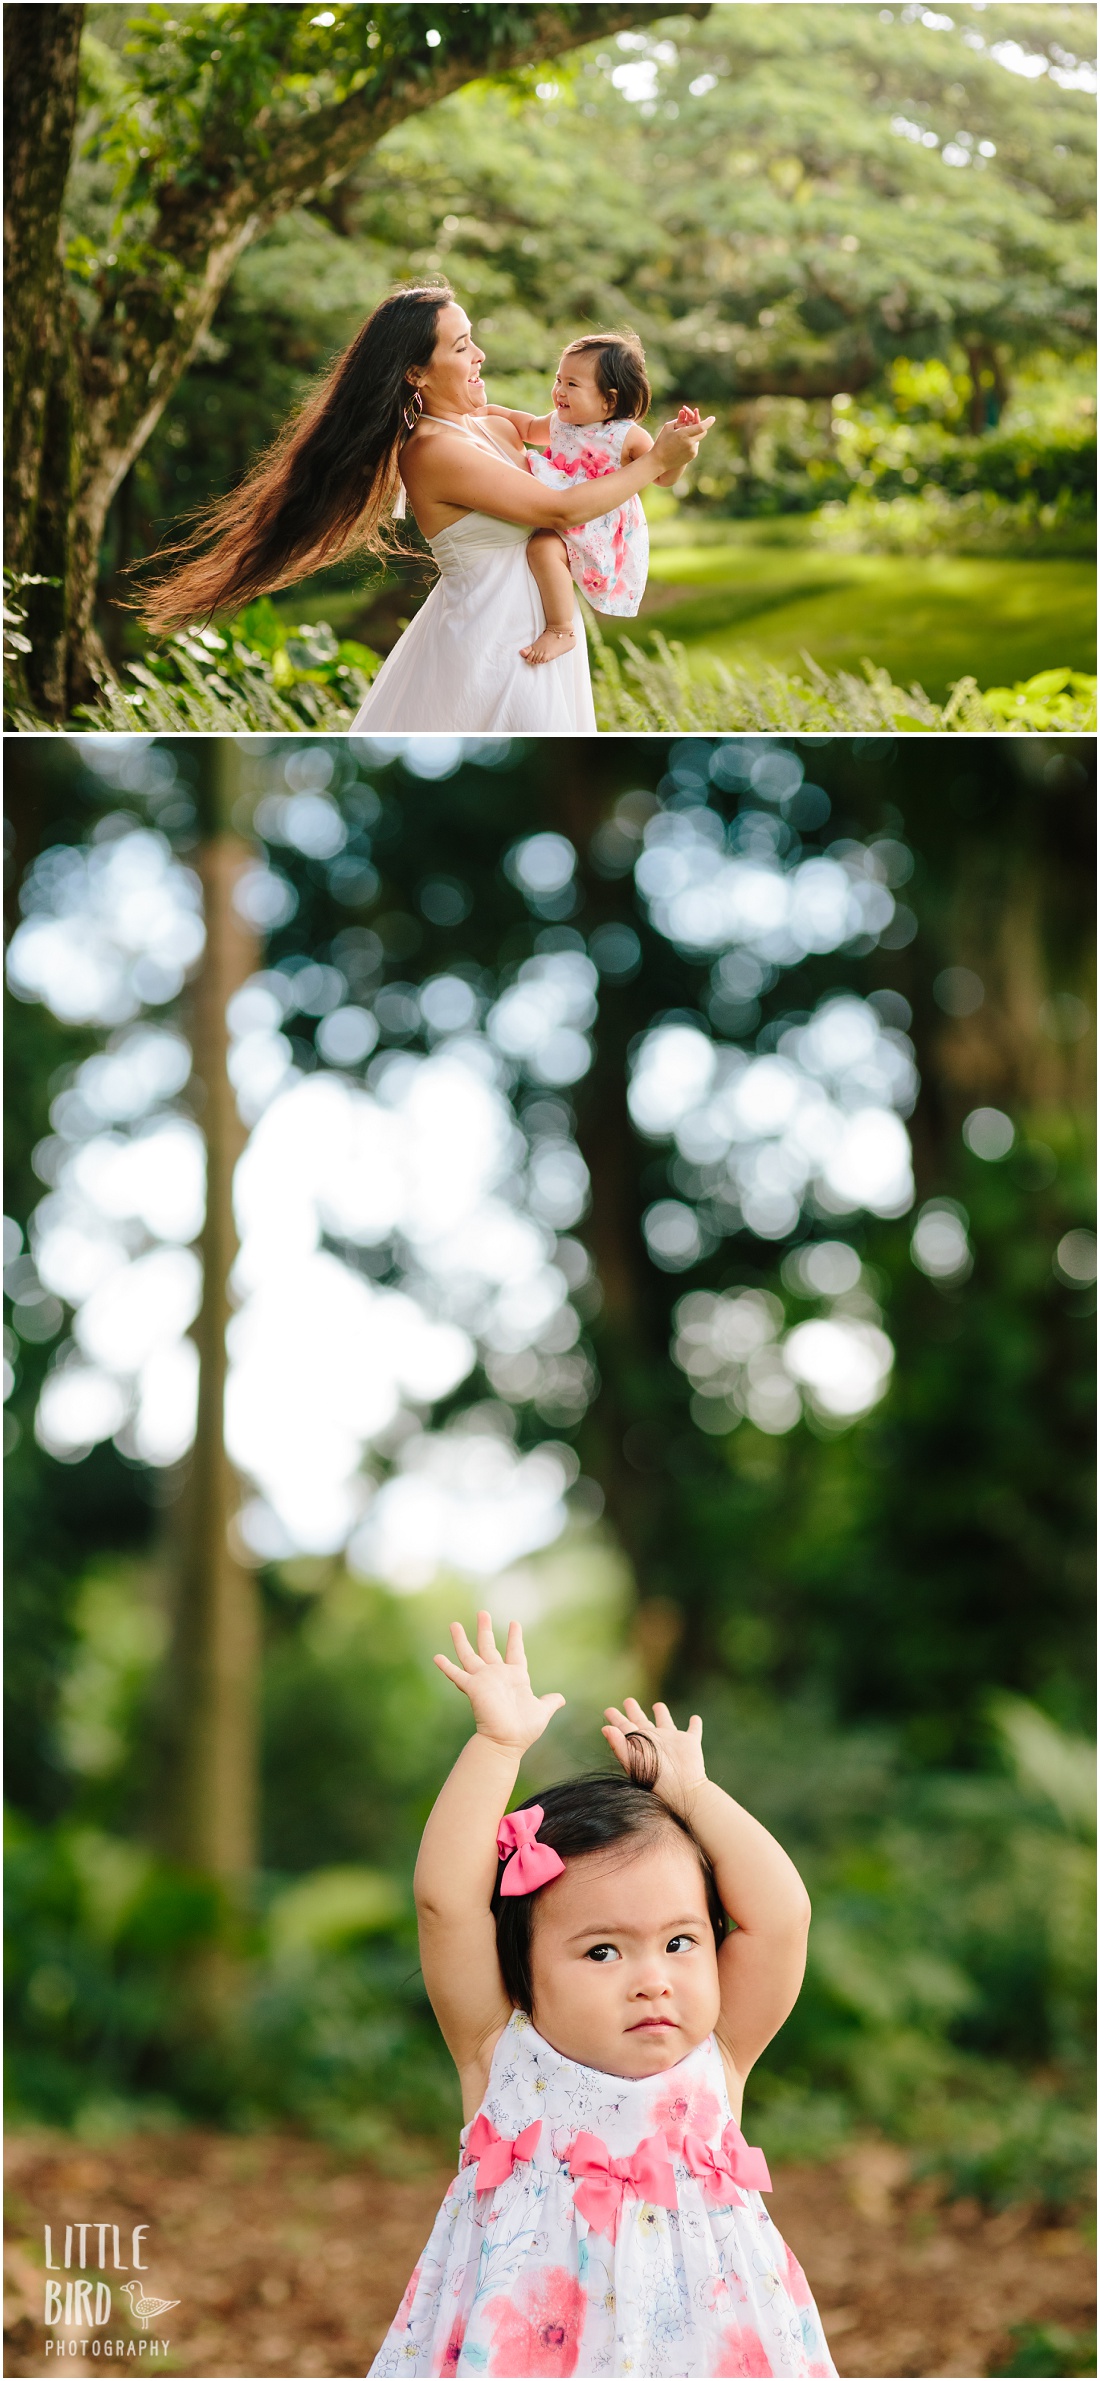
{"left": 911, "top": 1199, "right": 974, "bottom": 1282}
{"left": 629, "top": 994, "right": 916, "bottom": 1245}
{"left": 671, "top": 1262, "right": 893, "bottom": 1437}
{"left": 1054, "top": 1228, "right": 1097, "bottom": 1286}
{"left": 963, "top": 1107, "right": 1015, "bottom": 1160}
{"left": 6, "top": 827, "right": 205, "bottom": 1023}
{"left": 7, "top": 749, "right": 931, "bottom": 1572}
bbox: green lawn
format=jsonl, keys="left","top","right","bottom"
{"left": 617, "top": 530, "right": 1096, "bottom": 702}
{"left": 272, "top": 520, "right": 1096, "bottom": 705}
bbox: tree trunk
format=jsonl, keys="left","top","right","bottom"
{"left": 163, "top": 743, "right": 261, "bottom": 1886}
{"left": 965, "top": 341, "right": 1009, "bottom": 435}
{"left": 3, "top": 5, "right": 85, "bottom": 716}
{"left": 542, "top": 742, "right": 688, "bottom": 1691}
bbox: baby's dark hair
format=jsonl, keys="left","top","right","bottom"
{"left": 492, "top": 1735, "right": 728, "bottom": 2014}
{"left": 562, "top": 332, "right": 651, "bottom": 422}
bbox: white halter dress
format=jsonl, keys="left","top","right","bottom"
{"left": 368, "top": 2012, "right": 836, "bottom": 2379}
{"left": 349, "top": 418, "right": 597, "bottom": 734}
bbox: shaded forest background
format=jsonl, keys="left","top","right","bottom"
{"left": 4, "top": 734, "right": 1095, "bottom": 2267}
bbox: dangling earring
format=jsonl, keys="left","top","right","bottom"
{"left": 403, "top": 385, "right": 423, "bottom": 433}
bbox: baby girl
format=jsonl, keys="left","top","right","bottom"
{"left": 369, "top": 1613, "right": 836, "bottom": 2378}
{"left": 487, "top": 333, "right": 696, "bottom": 666}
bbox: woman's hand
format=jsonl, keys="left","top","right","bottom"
{"left": 650, "top": 411, "right": 715, "bottom": 477}
{"left": 435, "top": 1610, "right": 565, "bottom": 1753}
{"left": 602, "top": 1695, "right": 707, "bottom": 1815}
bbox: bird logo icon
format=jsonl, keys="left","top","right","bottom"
{"left": 122, "top": 2280, "right": 180, "bottom": 2331}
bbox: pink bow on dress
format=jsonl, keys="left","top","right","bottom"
{"left": 496, "top": 1807, "right": 565, "bottom": 1897}
{"left": 461, "top": 2113, "right": 542, "bottom": 2192}
{"left": 682, "top": 2119, "right": 772, "bottom": 2201}
{"left": 565, "top": 2131, "right": 678, "bottom": 2242}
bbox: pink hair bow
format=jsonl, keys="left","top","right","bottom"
{"left": 496, "top": 1807, "right": 565, "bottom": 1897}
{"left": 565, "top": 2130, "right": 678, "bottom": 2243}
{"left": 682, "top": 2119, "right": 772, "bottom": 2202}
{"left": 462, "top": 2113, "right": 542, "bottom": 2192}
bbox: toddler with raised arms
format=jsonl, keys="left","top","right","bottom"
{"left": 369, "top": 1613, "right": 836, "bottom": 2378}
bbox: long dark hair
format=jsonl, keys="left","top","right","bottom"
{"left": 493, "top": 1738, "right": 728, "bottom": 2015}
{"left": 138, "top": 283, "right": 455, "bottom": 630}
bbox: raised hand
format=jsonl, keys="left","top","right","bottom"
{"left": 434, "top": 1611, "right": 565, "bottom": 1754}
{"left": 602, "top": 1695, "right": 707, "bottom": 1814}
{"left": 652, "top": 411, "right": 714, "bottom": 473}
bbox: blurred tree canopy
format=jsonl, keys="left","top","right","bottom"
{"left": 4, "top": 733, "right": 1094, "bottom": 1815}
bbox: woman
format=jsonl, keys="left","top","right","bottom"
{"left": 141, "top": 284, "right": 712, "bottom": 734}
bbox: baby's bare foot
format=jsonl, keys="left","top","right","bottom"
{"left": 520, "top": 623, "right": 576, "bottom": 667}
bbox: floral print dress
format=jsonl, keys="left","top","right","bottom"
{"left": 368, "top": 2012, "right": 836, "bottom": 2379}
{"left": 525, "top": 415, "right": 649, "bottom": 617}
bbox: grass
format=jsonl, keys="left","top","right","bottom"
{"left": 589, "top": 633, "right": 1097, "bottom": 734}
{"left": 6, "top": 536, "right": 1095, "bottom": 735}
{"left": 617, "top": 529, "right": 1096, "bottom": 704}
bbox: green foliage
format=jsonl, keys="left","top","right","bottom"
{"left": 32, "top": 610, "right": 1098, "bottom": 734}
{"left": 980, "top": 668, "right": 1100, "bottom": 730}
{"left": 73, "top": 601, "right": 379, "bottom": 733}
{"left": 809, "top": 488, "right": 1096, "bottom": 560}
{"left": 591, "top": 629, "right": 1099, "bottom": 733}
{"left": 990, "top": 2324, "right": 1098, "bottom": 2377}
{"left": 661, "top": 1116, "right": 1096, "bottom": 1760}
{"left": 624, "top": 531, "right": 1096, "bottom": 704}
{"left": 76, "top": 5, "right": 649, "bottom": 264}
{"left": 837, "top": 419, "right": 1098, "bottom": 509}
{"left": 718, "top": 1697, "right": 1095, "bottom": 2204}
{"left": 3, "top": 574, "right": 65, "bottom": 730}
{"left": 687, "top": 387, "right": 1097, "bottom": 521}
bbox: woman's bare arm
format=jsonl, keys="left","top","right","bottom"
{"left": 603, "top": 1698, "right": 811, "bottom": 2089}
{"left": 402, "top": 414, "right": 713, "bottom": 536}
{"left": 416, "top": 1614, "right": 565, "bottom": 2112}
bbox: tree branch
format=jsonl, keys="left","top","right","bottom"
{"left": 150, "top": 5, "right": 710, "bottom": 263}
{"left": 78, "top": 6, "right": 709, "bottom": 502}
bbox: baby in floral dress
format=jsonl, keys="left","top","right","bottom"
{"left": 369, "top": 1613, "right": 837, "bottom": 2379}
{"left": 487, "top": 334, "right": 696, "bottom": 665}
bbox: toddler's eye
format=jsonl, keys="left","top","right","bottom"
{"left": 585, "top": 1944, "right": 620, "bottom": 1963}
{"left": 666, "top": 1935, "right": 697, "bottom": 1954}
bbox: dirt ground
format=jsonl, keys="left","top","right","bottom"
{"left": 4, "top": 2128, "right": 1094, "bottom": 2381}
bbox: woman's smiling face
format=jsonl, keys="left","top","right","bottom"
{"left": 414, "top": 303, "right": 486, "bottom": 416}
{"left": 527, "top": 1832, "right": 722, "bottom": 2079}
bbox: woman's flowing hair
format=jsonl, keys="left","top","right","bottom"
{"left": 137, "top": 283, "right": 455, "bottom": 631}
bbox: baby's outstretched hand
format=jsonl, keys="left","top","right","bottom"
{"left": 602, "top": 1696, "right": 707, "bottom": 1814}
{"left": 434, "top": 1611, "right": 565, "bottom": 1754}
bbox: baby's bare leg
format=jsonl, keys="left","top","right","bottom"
{"left": 521, "top": 530, "right": 577, "bottom": 666}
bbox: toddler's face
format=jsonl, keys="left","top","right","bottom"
{"left": 527, "top": 1832, "right": 722, "bottom": 2079}
{"left": 553, "top": 352, "right": 614, "bottom": 425}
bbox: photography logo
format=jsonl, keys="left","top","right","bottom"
{"left": 40, "top": 2225, "right": 179, "bottom": 2358}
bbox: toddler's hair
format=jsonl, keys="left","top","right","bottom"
{"left": 492, "top": 1735, "right": 727, "bottom": 2014}
{"left": 562, "top": 333, "right": 651, "bottom": 422}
